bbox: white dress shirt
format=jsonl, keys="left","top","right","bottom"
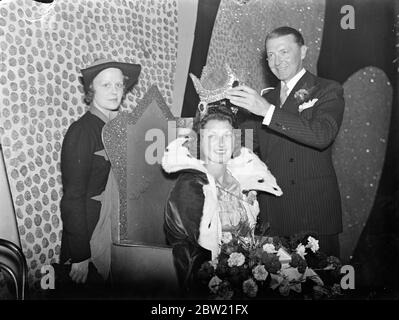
{"left": 262, "top": 68, "right": 306, "bottom": 126}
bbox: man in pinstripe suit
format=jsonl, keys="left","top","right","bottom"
{"left": 227, "top": 26, "right": 344, "bottom": 257}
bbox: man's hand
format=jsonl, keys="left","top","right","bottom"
{"left": 226, "top": 85, "right": 272, "bottom": 117}
{"left": 69, "top": 259, "right": 90, "bottom": 284}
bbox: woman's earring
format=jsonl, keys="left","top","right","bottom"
{"left": 198, "top": 102, "right": 208, "bottom": 119}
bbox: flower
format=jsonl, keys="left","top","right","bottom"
{"left": 327, "top": 256, "right": 341, "bottom": 267}
{"left": 296, "top": 244, "right": 307, "bottom": 259}
{"left": 261, "top": 252, "right": 281, "bottom": 274}
{"left": 199, "top": 232, "right": 342, "bottom": 300}
{"left": 242, "top": 278, "right": 258, "bottom": 298}
{"left": 227, "top": 252, "right": 246, "bottom": 267}
{"left": 290, "top": 252, "right": 308, "bottom": 274}
{"left": 221, "top": 232, "right": 233, "bottom": 244}
{"left": 294, "top": 85, "right": 317, "bottom": 104}
{"left": 216, "top": 281, "right": 234, "bottom": 300}
{"left": 252, "top": 265, "right": 269, "bottom": 281}
{"left": 326, "top": 256, "right": 342, "bottom": 271}
{"left": 249, "top": 247, "right": 264, "bottom": 261}
{"left": 208, "top": 275, "right": 223, "bottom": 294}
{"left": 293, "top": 85, "right": 318, "bottom": 112}
{"left": 306, "top": 236, "right": 320, "bottom": 253}
{"left": 223, "top": 243, "right": 237, "bottom": 255}
{"left": 294, "top": 88, "right": 310, "bottom": 103}
{"left": 262, "top": 243, "right": 277, "bottom": 254}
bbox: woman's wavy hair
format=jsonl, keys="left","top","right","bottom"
{"left": 190, "top": 99, "right": 248, "bottom": 160}
{"left": 83, "top": 74, "right": 130, "bottom": 105}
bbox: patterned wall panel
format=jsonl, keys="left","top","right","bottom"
{"left": 206, "top": 0, "right": 325, "bottom": 91}
{"left": 0, "top": 0, "right": 178, "bottom": 289}
{"left": 333, "top": 67, "right": 392, "bottom": 262}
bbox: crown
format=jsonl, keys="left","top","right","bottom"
{"left": 190, "top": 64, "right": 239, "bottom": 104}
{"left": 189, "top": 64, "right": 240, "bottom": 117}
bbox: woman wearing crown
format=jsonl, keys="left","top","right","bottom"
{"left": 161, "top": 65, "right": 282, "bottom": 297}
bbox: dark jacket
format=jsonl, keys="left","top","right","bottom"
{"left": 164, "top": 170, "right": 212, "bottom": 297}
{"left": 247, "top": 71, "right": 344, "bottom": 236}
{"left": 60, "top": 110, "right": 111, "bottom": 263}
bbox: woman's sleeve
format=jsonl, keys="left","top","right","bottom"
{"left": 60, "top": 123, "right": 93, "bottom": 262}
{"left": 164, "top": 173, "right": 212, "bottom": 295}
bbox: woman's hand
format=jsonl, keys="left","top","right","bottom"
{"left": 69, "top": 259, "right": 90, "bottom": 284}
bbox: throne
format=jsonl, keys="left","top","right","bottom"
{"left": 103, "top": 85, "right": 193, "bottom": 298}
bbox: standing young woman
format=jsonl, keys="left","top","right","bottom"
{"left": 59, "top": 59, "right": 141, "bottom": 291}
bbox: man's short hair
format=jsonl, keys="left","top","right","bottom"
{"left": 265, "top": 26, "right": 305, "bottom": 47}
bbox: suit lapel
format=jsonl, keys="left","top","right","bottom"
{"left": 266, "top": 71, "right": 318, "bottom": 154}
{"left": 259, "top": 85, "right": 280, "bottom": 156}
{"left": 281, "top": 71, "right": 316, "bottom": 113}
{"left": 267, "top": 82, "right": 281, "bottom": 107}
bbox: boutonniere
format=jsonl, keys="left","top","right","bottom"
{"left": 294, "top": 85, "right": 318, "bottom": 113}
{"left": 294, "top": 88, "right": 311, "bottom": 103}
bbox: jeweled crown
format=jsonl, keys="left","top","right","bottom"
{"left": 189, "top": 64, "right": 240, "bottom": 117}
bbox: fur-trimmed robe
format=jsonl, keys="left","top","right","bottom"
{"left": 161, "top": 138, "right": 282, "bottom": 294}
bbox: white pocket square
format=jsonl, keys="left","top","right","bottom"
{"left": 298, "top": 98, "right": 318, "bottom": 113}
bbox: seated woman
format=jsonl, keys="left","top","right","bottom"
{"left": 161, "top": 100, "right": 282, "bottom": 297}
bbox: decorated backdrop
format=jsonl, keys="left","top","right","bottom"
{"left": 0, "top": 0, "right": 178, "bottom": 289}
{"left": 206, "top": 0, "right": 325, "bottom": 91}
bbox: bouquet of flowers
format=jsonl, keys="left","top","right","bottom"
{"left": 197, "top": 231, "right": 343, "bottom": 300}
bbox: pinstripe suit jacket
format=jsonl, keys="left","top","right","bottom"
{"left": 253, "top": 71, "right": 344, "bottom": 236}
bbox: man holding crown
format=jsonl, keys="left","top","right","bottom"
{"left": 226, "top": 26, "right": 345, "bottom": 257}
